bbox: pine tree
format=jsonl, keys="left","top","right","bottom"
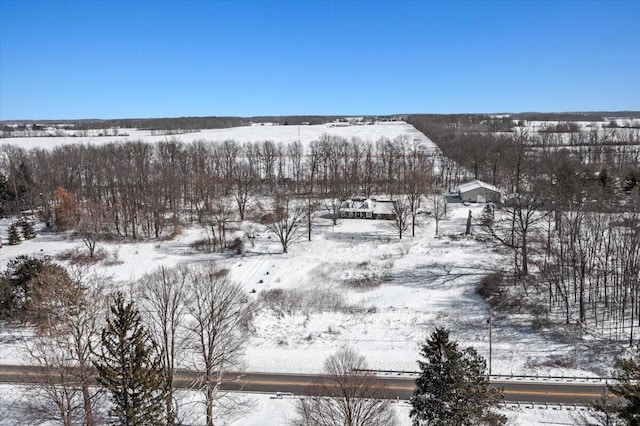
{"left": 8, "top": 223, "right": 21, "bottom": 245}
{"left": 410, "top": 327, "right": 505, "bottom": 426}
{"left": 603, "top": 351, "right": 640, "bottom": 425}
{"left": 94, "top": 292, "right": 166, "bottom": 426}
{"left": 20, "top": 220, "right": 36, "bottom": 240}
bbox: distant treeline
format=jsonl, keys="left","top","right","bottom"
{"left": 4, "top": 112, "right": 639, "bottom": 131}
{"left": 0, "top": 115, "right": 400, "bottom": 132}
{"left": 511, "top": 111, "right": 640, "bottom": 121}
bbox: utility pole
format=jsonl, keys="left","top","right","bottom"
{"left": 487, "top": 315, "right": 492, "bottom": 377}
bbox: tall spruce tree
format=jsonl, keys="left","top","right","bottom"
{"left": 20, "top": 220, "right": 36, "bottom": 240}
{"left": 602, "top": 351, "right": 640, "bottom": 425}
{"left": 410, "top": 327, "right": 505, "bottom": 426}
{"left": 8, "top": 223, "right": 21, "bottom": 245}
{"left": 94, "top": 292, "right": 166, "bottom": 426}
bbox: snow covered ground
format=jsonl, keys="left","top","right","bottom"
{"left": 0, "top": 202, "right": 597, "bottom": 378}
{"left": 0, "top": 204, "right": 603, "bottom": 424}
{"left": 1, "top": 121, "right": 438, "bottom": 151}
{"left": 0, "top": 384, "right": 595, "bottom": 425}
{"left": 0, "top": 121, "right": 610, "bottom": 424}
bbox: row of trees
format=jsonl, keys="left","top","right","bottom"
{"left": 540, "top": 208, "right": 640, "bottom": 342}
{"left": 5, "top": 258, "right": 253, "bottom": 425}
{"left": 2, "top": 115, "right": 368, "bottom": 137}
{"left": 0, "top": 135, "right": 442, "bottom": 243}
{"left": 477, "top": 163, "right": 640, "bottom": 343}
{"left": 408, "top": 115, "right": 640, "bottom": 344}
{"left": 408, "top": 116, "right": 640, "bottom": 195}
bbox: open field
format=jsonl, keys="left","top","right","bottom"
{"left": 1, "top": 121, "right": 438, "bottom": 151}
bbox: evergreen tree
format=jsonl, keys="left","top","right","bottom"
{"left": 8, "top": 223, "right": 21, "bottom": 245}
{"left": 94, "top": 292, "right": 166, "bottom": 426}
{"left": 20, "top": 220, "right": 36, "bottom": 240}
{"left": 603, "top": 351, "right": 640, "bottom": 425}
{"left": 1, "top": 255, "right": 47, "bottom": 316}
{"left": 0, "top": 172, "right": 9, "bottom": 216}
{"left": 410, "top": 327, "right": 505, "bottom": 426}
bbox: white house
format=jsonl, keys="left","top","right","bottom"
{"left": 457, "top": 180, "right": 502, "bottom": 203}
{"left": 340, "top": 198, "right": 396, "bottom": 220}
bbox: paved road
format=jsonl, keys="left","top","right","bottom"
{"left": 0, "top": 365, "right": 612, "bottom": 405}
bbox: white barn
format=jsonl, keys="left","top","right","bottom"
{"left": 457, "top": 180, "right": 501, "bottom": 203}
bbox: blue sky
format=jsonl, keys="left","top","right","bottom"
{"left": 0, "top": 0, "right": 638, "bottom": 120}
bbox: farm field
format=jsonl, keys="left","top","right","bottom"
{"left": 1, "top": 121, "right": 438, "bottom": 151}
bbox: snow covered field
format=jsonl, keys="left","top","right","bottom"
{"left": 1, "top": 121, "right": 438, "bottom": 151}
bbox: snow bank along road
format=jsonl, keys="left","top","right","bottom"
{"left": 0, "top": 365, "right": 612, "bottom": 405}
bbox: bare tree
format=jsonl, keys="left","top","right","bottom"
{"left": 213, "top": 197, "right": 235, "bottom": 250}
{"left": 492, "top": 191, "right": 547, "bottom": 277}
{"left": 303, "top": 191, "right": 319, "bottom": 241}
{"left": 232, "top": 162, "right": 254, "bottom": 221}
{"left": 431, "top": 193, "right": 447, "bottom": 237}
{"left": 184, "top": 265, "right": 255, "bottom": 426}
{"left": 23, "top": 268, "right": 106, "bottom": 426}
{"left": 23, "top": 333, "right": 87, "bottom": 426}
{"left": 403, "top": 139, "right": 432, "bottom": 237}
{"left": 137, "top": 266, "right": 189, "bottom": 425}
{"left": 324, "top": 196, "right": 343, "bottom": 227}
{"left": 391, "top": 197, "right": 410, "bottom": 239}
{"left": 64, "top": 278, "right": 105, "bottom": 426}
{"left": 76, "top": 203, "right": 104, "bottom": 258}
{"left": 293, "top": 347, "right": 397, "bottom": 426}
{"left": 261, "top": 192, "right": 305, "bottom": 253}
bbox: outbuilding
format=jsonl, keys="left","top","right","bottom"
{"left": 457, "top": 180, "right": 502, "bottom": 203}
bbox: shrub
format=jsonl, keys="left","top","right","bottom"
{"left": 56, "top": 247, "right": 108, "bottom": 265}
{"left": 259, "top": 287, "right": 359, "bottom": 315}
{"left": 341, "top": 262, "right": 392, "bottom": 290}
{"left": 343, "top": 274, "right": 382, "bottom": 289}
{"left": 228, "top": 237, "right": 244, "bottom": 255}
{"left": 477, "top": 273, "right": 503, "bottom": 303}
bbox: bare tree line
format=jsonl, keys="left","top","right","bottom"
{"left": 16, "top": 263, "right": 254, "bottom": 425}
{"left": 408, "top": 116, "right": 640, "bottom": 194}
{"left": 407, "top": 116, "right": 640, "bottom": 344}
{"left": 1, "top": 134, "right": 439, "bottom": 241}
